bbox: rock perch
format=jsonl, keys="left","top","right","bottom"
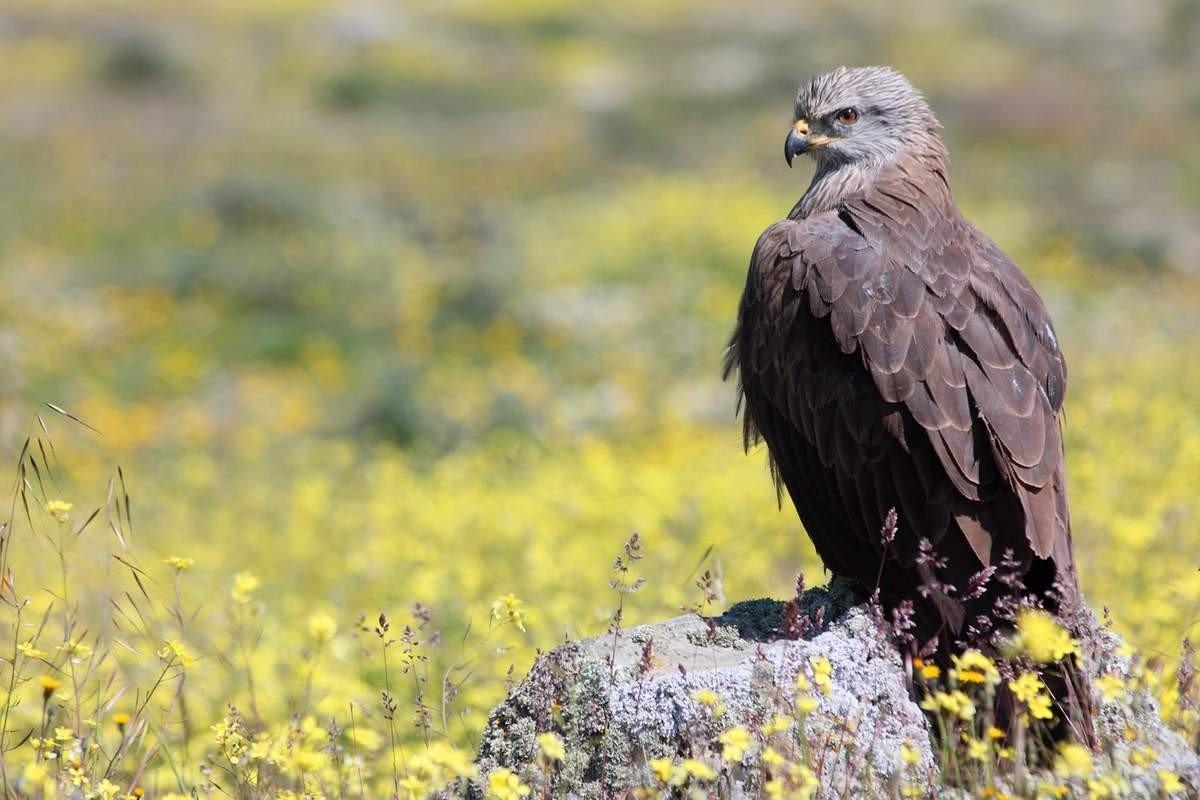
{"left": 475, "top": 579, "right": 1198, "bottom": 798}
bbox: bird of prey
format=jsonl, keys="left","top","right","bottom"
{"left": 725, "top": 67, "right": 1089, "bottom": 734}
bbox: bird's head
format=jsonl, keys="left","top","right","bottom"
{"left": 785, "top": 66, "right": 942, "bottom": 169}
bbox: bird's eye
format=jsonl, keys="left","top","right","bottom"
{"left": 836, "top": 107, "right": 859, "bottom": 125}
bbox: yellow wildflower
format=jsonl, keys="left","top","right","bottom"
{"left": 899, "top": 742, "right": 921, "bottom": 765}
{"left": 157, "top": 639, "right": 196, "bottom": 666}
{"left": 59, "top": 639, "right": 93, "bottom": 661}
{"left": 398, "top": 775, "right": 427, "bottom": 800}
{"left": 96, "top": 778, "right": 121, "bottom": 800}
{"left": 1053, "top": 742, "right": 1093, "bottom": 778}
{"left": 920, "top": 663, "right": 941, "bottom": 681}
{"left": 37, "top": 675, "right": 62, "bottom": 697}
{"left": 1159, "top": 770, "right": 1185, "bottom": 794}
{"left": 761, "top": 714, "right": 791, "bottom": 735}
{"left": 811, "top": 656, "right": 833, "bottom": 695}
{"left": 17, "top": 641, "right": 46, "bottom": 660}
{"left": 718, "top": 725, "right": 752, "bottom": 762}
{"left": 1036, "top": 783, "right": 1069, "bottom": 800}
{"left": 536, "top": 732, "right": 565, "bottom": 763}
{"left": 112, "top": 712, "right": 131, "bottom": 727}
{"left": 307, "top": 612, "right": 337, "bottom": 643}
{"left": 795, "top": 694, "right": 818, "bottom": 714}
{"left": 1009, "top": 672, "right": 1055, "bottom": 720}
{"left": 349, "top": 727, "right": 383, "bottom": 751}
{"left": 163, "top": 555, "right": 194, "bottom": 571}
{"left": 965, "top": 736, "right": 989, "bottom": 761}
{"left": 951, "top": 650, "right": 1000, "bottom": 686}
{"left": 648, "top": 757, "right": 674, "bottom": 783}
{"left": 44, "top": 500, "right": 73, "bottom": 522}
{"left": 487, "top": 768, "right": 530, "bottom": 800}
{"left": 290, "top": 747, "right": 327, "bottom": 773}
{"left": 919, "top": 689, "right": 975, "bottom": 721}
{"left": 490, "top": 594, "right": 527, "bottom": 632}
{"left": 679, "top": 759, "right": 716, "bottom": 782}
{"left": 231, "top": 572, "right": 260, "bottom": 604}
{"left": 1094, "top": 673, "right": 1125, "bottom": 704}
{"left": 21, "top": 761, "right": 48, "bottom": 786}
{"left": 54, "top": 726, "right": 75, "bottom": 741}
{"left": 1011, "top": 609, "right": 1079, "bottom": 663}
{"left": 761, "top": 746, "right": 784, "bottom": 766}
{"left": 1085, "top": 775, "right": 1127, "bottom": 798}
{"left": 691, "top": 687, "right": 725, "bottom": 716}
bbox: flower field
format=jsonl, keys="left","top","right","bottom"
{"left": 1, "top": 1, "right": 1199, "bottom": 797}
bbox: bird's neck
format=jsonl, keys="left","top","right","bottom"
{"left": 791, "top": 146, "right": 949, "bottom": 220}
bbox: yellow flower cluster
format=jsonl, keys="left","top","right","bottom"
{"left": 487, "top": 768, "right": 530, "bottom": 800}
{"left": 647, "top": 757, "right": 717, "bottom": 786}
{"left": 951, "top": 650, "right": 1000, "bottom": 686}
{"left": 490, "top": 594, "right": 527, "bottom": 633}
{"left": 1010, "top": 609, "right": 1080, "bottom": 664}
{"left": 717, "top": 725, "right": 752, "bottom": 762}
{"left": 920, "top": 689, "right": 976, "bottom": 721}
{"left": 1009, "top": 672, "right": 1055, "bottom": 721}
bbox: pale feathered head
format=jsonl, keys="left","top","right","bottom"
{"left": 785, "top": 66, "right": 942, "bottom": 168}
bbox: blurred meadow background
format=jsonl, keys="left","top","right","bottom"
{"left": 1, "top": 0, "right": 1200, "bottom": 796}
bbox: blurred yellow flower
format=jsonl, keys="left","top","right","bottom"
{"left": 951, "top": 650, "right": 1000, "bottom": 686}
{"left": 398, "top": 775, "right": 427, "bottom": 800}
{"left": 899, "top": 742, "right": 921, "bottom": 765}
{"left": 157, "top": 639, "right": 196, "bottom": 666}
{"left": 1159, "top": 770, "right": 1184, "bottom": 794}
{"left": 231, "top": 572, "right": 260, "bottom": 604}
{"left": 59, "top": 639, "right": 92, "bottom": 661}
{"left": 691, "top": 688, "right": 725, "bottom": 716}
{"left": 163, "top": 555, "right": 194, "bottom": 572}
{"left": 920, "top": 663, "right": 941, "bottom": 680}
{"left": 490, "top": 593, "right": 527, "bottom": 632}
{"left": 349, "top": 727, "right": 383, "bottom": 751}
{"left": 1094, "top": 673, "right": 1126, "bottom": 704}
{"left": 18, "top": 640, "right": 46, "bottom": 660}
{"left": 920, "top": 689, "right": 975, "bottom": 721}
{"left": 811, "top": 656, "right": 833, "bottom": 695}
{"left": 761, "top": 714, "right": 791, "bottom": 735}
{"left": 1052, "top": 742, "right": 1093, "bottom": 778}
{"left": 38, "top": 675, "right": 62, "bottom": 697}
{"left": 487, "top": 767, "right": 530, "bottom": 800}
{"left": 648, "top": 757, "right": 674, "bottom": 783}
{"left": 536, "top": 731, "right": 565, "bottom": 763}
{"left": 44, "top": 500, "right": 73, "bottom": 522}
{"left": 965, "top": 737, "right": 989, "bottom": 761}
{"left": 112, "top": 712, "right": 131, "bottom": 727}
{"left": 307, "top": 612, "right": 337, "bottom": 643}
{"left": 1009, "top": 672, "right": 1054, "bottom": 720}
{"left": 1011, "top": 609, "right": 1079, "bottom": 664}
{"left": 21, "top": 761, "right": 48, "bottom": 786}
{"left": 718, "top": 725, "right": 752, "bottom": 762}
{"left": 679, "top": 759, "right": 716, "bottom": 782}
{"left": 96, "top": 778, "right": 121, "bottom": 799}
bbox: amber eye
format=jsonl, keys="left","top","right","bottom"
{"left": 836, "top": 107, "right": 859, "bottom": 125}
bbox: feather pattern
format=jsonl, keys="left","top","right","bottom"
{"left": 725, "top": 149, "right": 1079, "bottom": 651}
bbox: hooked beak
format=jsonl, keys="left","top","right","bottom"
{"left": 784, "top": 119, "right": 833, "bottom": 167}
{"left": 784, "top": 129, "right": 807, "bottom": 167}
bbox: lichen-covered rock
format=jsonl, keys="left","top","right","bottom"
{"left": 474, "top": 578, "right": 1199, "bottom": 798}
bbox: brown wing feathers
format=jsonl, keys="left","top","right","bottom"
{"left": 726, "top": 164, "right": 1075, "bottom": 647}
